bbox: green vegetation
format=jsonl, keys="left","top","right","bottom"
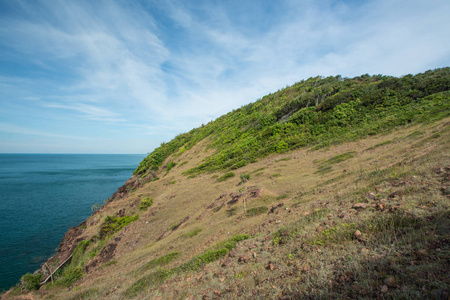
{"left": 365, "top": 140, "right": 393, "bottom": 151}
{"left": 217, "top": 172, "right": 235, "bottom": 182}
{"left": 133, "top": 68, "right": 449, "bottom": 176}
{"left": 124, "top": 234, "right": 250, "bottom": 297}
{"left": 139, "top": 197, "right": 153, "bottom": 211}
{"left": 53, "top": 240, "right": 94, "bottom": 287}
{"left": 100, "top": 215, "right": 139, "bottom": 239}
{"left": 20, "top": 273, "right": 42, "bottom": 291}
{"left": 166, "top": 161, "right": 176, "bottom": 172}
{"left": 246, "top": 206, "right": 268, "bottom": 216}
{"left": 48, "top": 214, "right": 139, "bottom": 288}
{"left": 240, "top": 173, "right": 251, "bottom": 183}
{"left": 142, "top": 252, "right": 180, "bottom": 271}
{"left": 315, "top": 151, "right": 356, "bottom": 174}
{"left": 183, "top": 228, "right": 202, "bottom": 238}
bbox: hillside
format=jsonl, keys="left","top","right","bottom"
{"left": 3, "top": 68, "right": 449, "bottom": 299}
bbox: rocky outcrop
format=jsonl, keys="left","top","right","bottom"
{"left": 109, "top": 176, "right": 141, "bottom": 201}
{"left": 40, "top": 221, "right": 86, "bottom": 278}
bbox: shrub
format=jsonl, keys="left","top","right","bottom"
{"left": 55, "top": 267, "right": 83, "bottom": 287}
{"left": 139, "top": 197, "right": 153, "bottom": 211}
{"left": 21, "top": 273, "right": 42, "bottom": 291}
{"left": 166, "top": 161, "right": 176, "bottom": 172}
{"left": 217, "top": 172, "right": 235, "bottom": 182}
{"left": 240, "top": 173, "right": 251, "bottom": 183}
{"left": 142, "top": 252, "right": 180, "bottom": 271}
{"left": 100, "top": 215, "right": 139, "bottom": 239}
{"left": 184, "top": 228, "right": 202, "bottom": 238}
{"left": 246, "top": 206, "right": 268, "bottom": 216}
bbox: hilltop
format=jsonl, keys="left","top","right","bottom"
{"left": 3, "top": 68, "right": 449, "bottom": 299}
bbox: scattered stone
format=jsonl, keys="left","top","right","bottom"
{"left": 351, "top": 284, "right": 360, "bottom": 292}
{"left": 352, "top": 203, "right": 367, "bottom": 210}
{"left": 431, "top": 288, "right": 449, "bottom": 300}
{"left": 360, "top": 288, "right": 369, "bottom": 296}
{"left": 221, "top": 258, "right": 232, "bottom": 268}
{"left": 266, "top": 262, "right": 275, "bottom": 271}
{"left": 301, "top": 265, "right": 311, "bottom": 272}
{"left": 442, "top": 186, "right": 450, "bottom": 196}
{"left": 389, "top": 190, "right": 403, "bottom": 199}
{"left": 381, "top": 285, "right": 389, "bottom": 293}
{"left": 238, "top": 255, "right": 249, "bottom": 263}
{"left": 384, "top": 276, "right": 397, "bottom": 288}
{"left": 433, "top": 166, "right": 445, "bottom": 174}
{"left": 416, "top": 249, "right": 428, "bottom": 256}
{"left": 365, "top": 192, "right": 376, "bottom": 200}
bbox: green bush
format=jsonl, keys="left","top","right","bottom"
{"left": 134, "top": 68, "right": 449, "bottom": 176}
{"left": 100, "top": 215, "right": 139, "bottom": 239}
{"left": 240, "top": 173, "right": 251, "bottom": 183}
{"left": 55, "top": 267, "right": 83, "bottom": 287}
{"left": 20, "top": 273, "right": 42, "bottom": 291}
{"left": 142, "top": 252, "right": 180, "bottom": 271}
{"left": 139, "top": 197, "right": 153, "bottom": 210}
{"left": 246, "top": 206, "right": 268, "bottom": 216}
{"left": 217, "top": 172, "right": 235, "bottom": 182}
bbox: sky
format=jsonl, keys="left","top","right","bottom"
{"left": 0, "top": 0, "right": 449, "bottom": 154}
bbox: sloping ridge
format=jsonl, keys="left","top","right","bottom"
{"left": 3, "top": 68, "right": 450, "bottom": 300}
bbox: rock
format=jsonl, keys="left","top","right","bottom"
{"left": 431, "top": 288, "right": 449, "bottom": 300}
{"left": 384, "top": 276, "right": 397, "bottom": 288}
{"left": 381, "top": 285, "right": 389, "bottom": 293}
{"left": 389, "top": 190, "right": 403, "bottom": 199}
{"left": 266, "top": 262, "right": 275, "bottom": 270}
{"left": 238, "top": 255, "right": 249, "bottom": 263}
{"left": 301, "top": 265, "right": 311, "bottom": 272}
{"left": 366, "top": 192, "right": 376, "bottom": 200}
{"left": 221, "top": 258, "right": 232, "bottom": 268}
{"left": 352, "top": 203, "right": 367, "bottom": 210}
{"left": 416, "top": 249, "right": 428, "bottom": 256}
{"left": 351, "top": 284, "right": 360, "bottom": 292}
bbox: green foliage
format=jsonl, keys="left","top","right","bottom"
{"left": 55, "top": 267, "right": 83, "bottom": 287}
{"left": 124, "top": 234, "right": 250, "bottom": 298}
{"left": 139, "top": 197, "right": 153, "bottom": 211}
{"left": 20, "top": 273, "right": 42, "bottom": 291}
{"left": 125, "top": 268, "right": 173, "bottom": 297}
{"left": 183, "top": 228, "right": 202, "bottom": 238}
{"left": 100, "top": 215, "right": 139, "bottom": 239}
{"left": 326, "top": 151, "right": 356, "bottom": 164}
{"left": 365, "top": 140, "right": 393, "bottom": 151}
{"left": 246, "top": 206, "right": 268, "bottom": 216}
{"left": 169, "top": 222, "right": 181, "bottom": 231}
{"left": 179, "top": 234, "right": 250, "bottom": 272}
{"left": 134, "top": 68, "right": 449, "bottom": 176}
{"left": 142, "top": 252, "right": 180, "bottom": 271}
{"left": 166, "top": 161, "right": 176, "bottom": 172}
{"left": 240, "top": 173, "right": 251, "bottom": 183}
{"left": 217, "top": 172, "right": 235, "bottom": 182}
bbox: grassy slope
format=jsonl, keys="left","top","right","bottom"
{"left": 4, "top": 69, "right": 449, "bottom": 299}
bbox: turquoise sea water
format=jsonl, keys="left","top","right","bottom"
{"left": 0, "top": 154, "right": 144, "bottom": 291}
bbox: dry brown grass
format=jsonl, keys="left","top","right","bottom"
{"left": 7, "top": 118, "right": 449, "bottom": 299}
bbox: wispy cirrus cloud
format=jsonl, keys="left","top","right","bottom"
{"left": 0, "top": 0, "right": 449, "bottom": 153}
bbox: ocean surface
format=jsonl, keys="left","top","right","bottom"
{"left": 0, "top": 154, "right": 145, "bottom": 291}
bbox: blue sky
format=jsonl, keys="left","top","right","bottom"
{"left": 0, "top": 0, "right": 449, "bottom": 154}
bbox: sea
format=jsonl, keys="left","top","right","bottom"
{"left": 0, "top": 154, "right": 145, "bottom": 291}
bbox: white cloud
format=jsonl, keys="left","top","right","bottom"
{"left": 0, "top": 0, "right": 449, "bottom": 153}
